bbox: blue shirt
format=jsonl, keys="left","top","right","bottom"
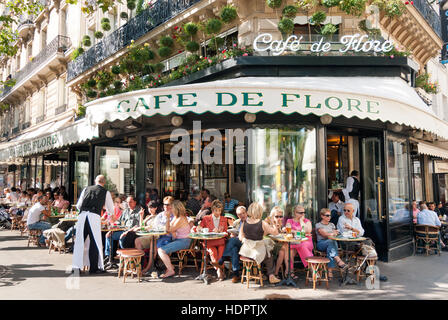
{"left": 153, "top": 211, "right": 174, "bottom": 229}
{"left": 224, "top": 199, "right": 239, "bottom": 211}
{"left": 417, "top": 209, "right": 441, "bottom": 227}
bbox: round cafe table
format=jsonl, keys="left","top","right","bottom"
{"left": 188, "top": 233, "right": 227, "bottom": 285}
{"left": 103, "top": 226, "right": 128, "bottom": 270}
{"left": 135, "top": 230, "right": 167, "bottom": 276}
{"left": 269, "top": 234, "right": 308, "bottom": 288}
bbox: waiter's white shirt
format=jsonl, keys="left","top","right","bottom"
{"left": 342, "top": 176, "right": 358, "bottom": 201}
{"left": 76, "top": 186, "right": 114, "bottom": 215}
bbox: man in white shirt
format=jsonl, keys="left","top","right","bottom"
{"left": 329, "top": 191, "right": 344, "bottom": 225}
{"left": 343, "top": 171, "right": 360, "bottom": 218}
{"left": 337, "top": 202, "right": 364, "bottom": 237}
{"left": 27, "top": 195, "right": 51, "bottom": 245}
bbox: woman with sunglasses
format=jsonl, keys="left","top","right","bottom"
{"left": 284, "top": 205, "right": 314, "bottom": 280}
{"left": 315, "top": 208, "right": 348, "bottom": 279}
{"left": 264, "top": 206, "right": 287, "bottom": 278}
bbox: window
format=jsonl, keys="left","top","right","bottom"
{"left": 25, "top": 99, "right": 30, "bottom": 123}
{"left": 41, "top": 29, "right": 47, "bottom": 49}
{"left": 58, "top": 76, "right": 67, "bottom": 108}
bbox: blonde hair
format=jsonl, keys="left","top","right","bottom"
{"left": 211, "top": 199, "right": 223, "bottom": 213}
{"left": 320, "top": 208, "right": 330, "bottom": 216}
{"left": 172, "top": 200, "right": 186, "bottom": 218}
{"left": 247, "top": 202, "right": 263, "bottom": 220}
{"left": 163, "top": 196, "right": 174, "bottom": 204}
{"left": 270, "top": 206, "right": 283, "bottom": 218}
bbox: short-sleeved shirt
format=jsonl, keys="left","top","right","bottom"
{"left": 315, "top": 222, "right": 336, "bottom": 241}
{"left": 27, "top": 203, "right": 46, "bottom": 225}
{"left": 224, "top": 199, "right": 239, "bottom": 212}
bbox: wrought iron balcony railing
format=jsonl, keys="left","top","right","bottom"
{"left": 67, "top": 0, "right": 201, "bottom": 81}
{"left": 413, "top": 0, "right": 441, "bottom": 38}
{"left": 1, "top": 35, "right": 71, "bottom": 99}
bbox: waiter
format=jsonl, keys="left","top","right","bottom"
{"left": 72, "top": 175, "right": 114, "bottom": 274}
{"left": 342, "top": 170, "right": 360, "bottom": 218}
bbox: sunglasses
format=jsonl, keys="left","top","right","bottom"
{"left": 323, "top": 214, "right": 331, "bottom": 217}
{"left": 295, "top": 211, "right": 305, "bottom": 214}
{"left": 163, "top": 203, "right": 171, "bottom": 206}
{"left": 343, "top": 209, "right": 351, "bottom": 212}
{"left": 275, "top": 215, "right": 284, "bottom": 218}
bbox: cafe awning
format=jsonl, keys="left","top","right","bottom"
{"left": 417, "top": 141, "right": 448, "bottom": 159}
{"left": 84, "top": 76, "right": 448, "bottom": 140}
{"left": 0, "top": 118, "right": 99, "bottom": 161}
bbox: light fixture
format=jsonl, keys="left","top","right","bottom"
{"left": 244, "top": 112, "right": 256, "bottom": 123}
{"left": 320, "top": 114, "right": 333, "bottom": 125}
{"left": 171, "top": 115, "right": 183, "bottom": 127}
{"left": 126, "top": 120, "right": 142, "bottom": 130}
{"left": 105, "top": 129, "right": 116, "bottom": 138}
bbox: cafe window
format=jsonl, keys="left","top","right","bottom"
{"left": 412, "top": 155, "right": 423, "bottom": 202}
{"left": 249, "top": 126, "right": 317, "bottom": 220}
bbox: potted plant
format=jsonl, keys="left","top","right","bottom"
{"left": 220, "top": 5, "right": 238, "bottom": 23}
{"left": 278, "top": 17, "right": 294, "bottom": 37}
{"left": 94, "top": 31, "right": 104, "bottom": 39}
{"left": 120, "top": 11, "right": 129, "bottom": 20}
{"left": 282, "top": 5, "right": 298, "bottom": 18}
{"left": 82, "top": 35, "right": 91, "bottom": 47}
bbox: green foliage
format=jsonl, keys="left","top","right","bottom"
{"left": 320, "top": 23, "right": 338, "bottom": 35}
{"left": 76, "top": 104, "right": 86, "bottom": 117}
{"left": 296, "top": 0, "right": 320, "bottom": 11}
{"left": 86, "top": 90, "right": 97, "bottom": 98}
{"left": 209, "top": 37, "right": 225, "bottom": 49}
{"left": 120, "top": 11, "right": 129, "bottom": 19}
{"left": 158, "top": 46, "right": 172, "bottom": 58}
{"left": 113, "top": 80, "right": 123, "bottom": 89}
{"left": 127, "top": 0, "right": 136, "bottom": 10}
{"left": 97, "top": 80, "right": 109, "bottom": 90}
{"left": 111, "top": 65, "right": 121, "bottom": 75}
{"left": 159, "top": 36, "right": 174, "bottom": 47}
{"left": 373, "top": 0, "right": 405, "bottom": 18}
{"left": 277, "top": 18, "right": 294, "bottom": 35}
{"left": 152, "top": 62, "right": 165, "bottom": 73}
{"left": 94, "top": 31, "right": 104, "bottom": 39}
{"left": 321, "top": 0, "right": 340, "bottom": 7}
{"left": 87, "top": 79, "right": 97, "bottom": 88}
{"left": 416, "top": 73, "right": 438, "bottom": 94}
{"left": 220, "top": 5, "right": 238, "bottom": 23}
{"left": 205, "top": 18, "right": 223, "bottom": 35}
{"left": 136, "top": 0, "right": 145, "bottom": 14}
{"left": 282, "top": 5, "right": 298, "bottom": 18}
{"left": 184, "top": 22, "right": 199, "bottom": 37}
{"left": 358, "top": 20, "right": 381, "bottom": 38}
{"left": 71, "top": 47, "right": 84, "bottom": 60}
{"left": 101, "top": 22, "right": 111, "bottom": 31}
{"left": 266, "top": 0, "right": 283, "bottom": 9}
{"left": 142, "top": 64, "right": 154, "bottom": 75}
{"left": 101, "top": 17, "right": 110, "bottom": 24}
{"left": 186, "top": 54, "right": 200, "bottom": 65}
{"left": 338, "top": 0, "right": 368, "bottom": 16}
{"left": 186, "top": 41, "right": 200, "bottom": 52}
{"left": 311, "top": 11, "right": 326, "bottom": 25}
{"left": 82, "top": 35, "right": 91, "bottom": 47}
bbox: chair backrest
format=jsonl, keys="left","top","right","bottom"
{"left": 415, "top": 224, "right": 440, "bottom": 239}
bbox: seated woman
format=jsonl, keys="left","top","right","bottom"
{"left": 135, "top": 200, "right": 160, "bottom": 275}
{"left": 284, "top": 205, "right": 314, "bottom": 279}
{"left": 264, "top": 206, "right": 286, "bottom": 278}
{"left": 157, "top": 200, "right": 192, "bottom": 278}
{"left": 315, "top": 208, "right": 348, "bottom": 279}
{"left": 239, "top": 202, "right": 281, "bottom": 284}
{"left": 52, "top": 193, "right": 70, "bottom": 213}
{"left": 199, "top": 199, "right": 228, "bottom": 280}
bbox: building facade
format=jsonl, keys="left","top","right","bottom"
{"left": 0, "top": 0, "right": 447, "bottom": 261}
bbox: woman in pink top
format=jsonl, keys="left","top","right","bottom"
{"left": 52, "top": 193, "right": 70, "bottom": 212}
{"left": 157, "top": 200, "right": 192, "bottom": 278}
{"left": 412, "top": 200, "right": 420, "bottom": 224}
{"left": 284, "top": 205, "right": 314, "bottom": 278}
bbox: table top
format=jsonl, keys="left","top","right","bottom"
{"left": 136, "top": 230, "right": 167, "bottom": 237}
{"left": 328, "top": 235, "right": 367, "bottom": 242}
{"left": 49, "top": 215, "right": 66, "bottom": 218}
{"left": 188, "top": 232, "right": 227, "bottom": 240}
{"left": 59, "top": 218, "right": 78, "bottom": 222}
{"left": 102, "top": 227, "right": 128, "bottom": 232}
{"left": 269, "top": 234, "right": 308, "bottom": 244}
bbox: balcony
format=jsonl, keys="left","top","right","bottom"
{"left": 413, "top": 0, "right": 441, "bottom": 39}
{"left": 17, "top": 16, "right": 34, "bottom": 38}
{"left": 67, "top": 0, "right": 201, "bottom": 81}
{"left": 1, "top": 35, "right": 71, "bottom": 101}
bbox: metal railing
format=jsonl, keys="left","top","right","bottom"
{"left": 1, "top": 35, "right": 71, "bottom": 99}
{"left": 413, "top": 0, "right": 441, "bottom": 38}
{"left": 67, "top": 0, "right": 201, "bottom": 81}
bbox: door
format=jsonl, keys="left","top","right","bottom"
{"left": 361, "top": 137, "right": 387, "bottom": 260}
{"left": 73, "top": 151, "right": 89, "bottom": 203}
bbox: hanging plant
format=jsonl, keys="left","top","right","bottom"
{"left": 127, "top": 0, "right": 136, "bottom": 10}
{"left": 152, "top": 62, "right": 165, "bottom": 73}
{"left": 71, "top": 47, "right": 84, "bottom": 60}
{"left": 82, "top": 35, "right": 91, "bottom": 47}
{"left": 310, "top": 11, "right": 326, "bottom": 25}
{"left": 101, "top": 22, "right": 111, "bottom": 31}
{"left": 158, "top": 46, "right": 172, "bottom": 57}
{"left": 338, "top": 0, "right": 367, "bottom": 16}
{"left": 220, "top": 5, "right": 238, "bottom": 23}
{"left": 94, "top": 31, "right": 104, "bottom": 39}
{"left": 120, "top": 12, "right": 129, "bottom": 20}
{"left": 113, "top": 80, "right": 123, "bottom": 89}
{"left": 373, "top": 0, "right": 405, "bottom": 18}
{"left": 159, "top": 36, "right": 174, "bottom": 47}
{"left": 209, "top": 37, "right": 225, "bottom": 49}
{"left": 266, "top": 0, "right": 283, "bottom": 9}
{"left": 282, "top": 5, "right": 298, "bottom": 18}
{"left": 321, "top": 0, "right": 340, "bottom": 7}
{"left": 358, "top": 20, "right": 381, "bottom": 38}
{"left": 186, "top": 41, "right": 200, "bottom": 52}
{"left": 277, "top": 17, "right": 294, "bottom": 35}
{"left": 111, "top": 65, "right": 121, "bottom": 75}
{"left": 86, "top": 90, "right": 97, "bottom": 98}
{"left": 205, "top": 18, "right": 223, "bottom": 35}
{"left": 101, "top": 17, "right": 110, "bottom": 24}
{"left": 87, "top": 79, "right": 97, "bottom": 88}
{"left": 320, "top": 23, "right": 338, "bottom": 37}
{"left": 184, "top": 22, "right": 199, "bottom": 37}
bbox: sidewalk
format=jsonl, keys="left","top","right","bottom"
{"left": 1, "top": 229, "right": 447, "bottom": 300}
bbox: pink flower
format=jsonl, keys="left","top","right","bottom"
{"left": 178, "top": 50, "right": 183, "bottom": 53}
{"left": 222, "top": 50, "right": 226, "bottom": 53}
{"left": 174, "top": 26, "right": 179, "bottom": 30}
{"left": 208, "top": 59, "right": 212, "bottom": 63}
{"left": 390, "top": 55, "right": 394, "bottom": 59}
{"left": 243, "top": 53, "right": 248, "bottom": 56}
{"left": 233, "top": 43, "right": 237, "bottom": 47}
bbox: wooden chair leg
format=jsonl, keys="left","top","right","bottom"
{"left": 241, "top": 262, "right": 246, "bottom": 284}
{"left": 258, "top": 264, "right": 263, "bottom": 287}
{"left": 123, "top": 259, "right": 128, "bottom": 283}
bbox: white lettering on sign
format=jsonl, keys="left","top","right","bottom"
{"left": 253, "top": 33, "right": 394, "bottom": 55}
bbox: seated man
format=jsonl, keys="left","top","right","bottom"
{"left": 194, "top": 195, "right": 216, "bottom": 224}
{"left": 417, "top": 204, "right": 441, "bottom": 227}
{"left": 337, "top": 203, "right": 365, "bottom": 237}
{"left": 185, "top": 190, "right": 201, "bottom": 216}
{"left": 27, "top": 195, "right": 52, "bottom": 246}
{"left": 104, "top": 195, "right": 143, "bottom": 261}
{"left": 329, "top": 191, "right": 344, "bottom": 226}
{"left": 223, "top": 193, "right": 239, "bottom": 213}
{"left": 218, "top": 206, "right": 247, "bottom": 283}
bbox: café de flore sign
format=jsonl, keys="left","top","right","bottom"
{"left": 253, "top": 33, "right": 394, "bottom": 56}
{"left": 84, "top": 77, "right": 448, "bottom": 140}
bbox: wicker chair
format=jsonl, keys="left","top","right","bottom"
{"left": 415, "top": 224, "right": 441, "bottom": 256}
{"left": 240, "top": 256, "right": 263, "bottom": 288}
{"left": 176, "top": 239, "right": 200, "bottom": 275}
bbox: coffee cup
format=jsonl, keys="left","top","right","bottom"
{"left": 203, "top": 228, "right": 209, "bottom": 234}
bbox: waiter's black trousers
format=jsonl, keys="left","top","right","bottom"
{"left": 83, "top": 217, "right": 100, "bottom": 273}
